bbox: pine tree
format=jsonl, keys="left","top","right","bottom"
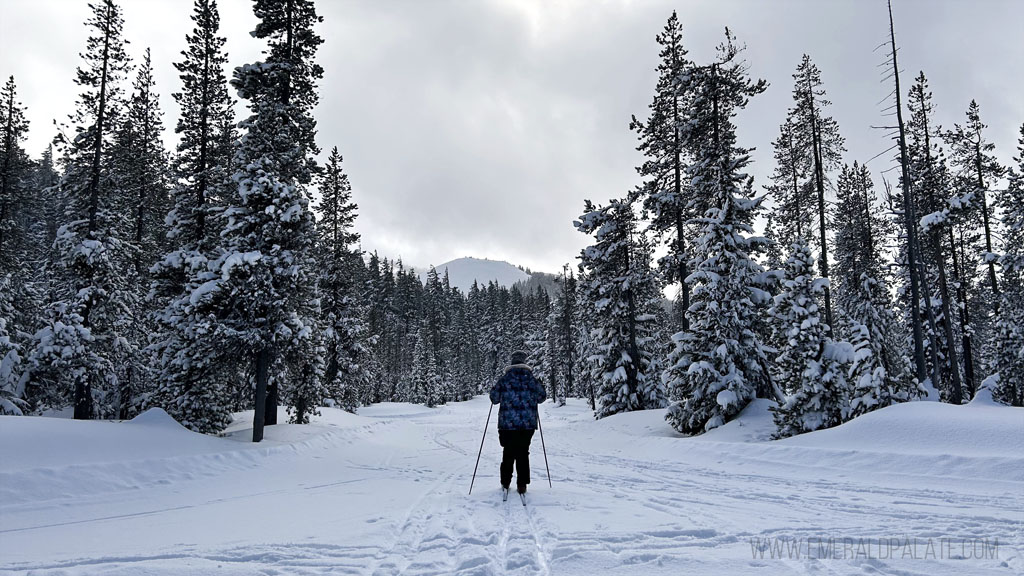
{"left": 907, "top": 72, "right": 964, "bottom": 404}
{"left": 766, "top": 119, "right": 814, "bottom": 251}
{"left": 112, "top": 48, "right": 169, "bottom": 279}
{"left": 944, "top": 100, "right": 1004, "bottom": 389}
{"left": 107, "top": 47, "right": 170, "bottom": 419}
{"left": 149, "top": 0, "right": 237, "bottom": 433}
{"left": 576, "top": 198, "right": 664, "bottom": 418}
{"left": 218, "top": 0, "right": 323, "bottom": 441}
{"left": 0, "top": 76, "right": 32, "bottom": 276}
{"left": 551, "top": 266, "right": 577, "bottom": 406}
{"left": 27, "top": 0, "right": 133, "bottom": 420}
{"left": 770, "top": 240, "right": 850, "bottom": 437}
{"left": 632, "top": 11, "right": 694, "bottom": 331}
{"left": 990, "top": 124, "right": 1024, "bottom": 406}
{"left": 945, "top": 100, "right": 1003, "bottom": 313}
{"left": 410, "top": 322, "right": 440, "bottom": 407}
{"left": 316, "top": 147, "right": 369, "bottom": 414}
{"left": 663, "top": 30, "right": 773, "bottom": 434}
{"left": 833, "top": 163, "right": 915, "bottom": 417}
{"left": 786, "top": 54, "right": 845, "bottom": 332}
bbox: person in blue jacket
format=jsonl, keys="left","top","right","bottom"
{"left": 489, "top": 350, "right": 547, "bottom": 494}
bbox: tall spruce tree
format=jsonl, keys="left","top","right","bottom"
{"left": 631, "top": 11, "right": 694, "bottom": 331}
{"left": 316, "top": 147, "right": 370, "bottom": 414}
{"left": 766, "top": 119, "right": 814, "bottom": 250}
{"left": 26, "top": 0, "right": 132, "bottom": 420}
{"left": 149, "top": 0, "right": 237, "bottom": 433}
{"left": 109, "top": 47, "right": 170, "bottom": 418}
{"left": 786, "top": 55, "right": 845, "bottom": 332}
{"left": 663, "top": 30, "right": 773, "bottom": 434}
{"left": 0, "top": 76, "right": 32, "bottom": 275}
{"left": 218, "top": 0, "right": 323, "bottom": 441}
{"left": 575, "top": 198, "right": 664, "bottom": 418}
{"left": 945, "top": 101, "right": 1003, "bottom": 314}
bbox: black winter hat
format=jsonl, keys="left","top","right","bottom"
{"left": 510, "top": 350, "right": 528, "bottom": 365}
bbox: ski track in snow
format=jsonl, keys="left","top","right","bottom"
{"left": 0, "top": 398, "right": 1022, "bottom": 575}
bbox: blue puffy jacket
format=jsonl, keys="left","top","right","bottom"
{"left": 489, "top": 365, "right": 547, "bottom": 430}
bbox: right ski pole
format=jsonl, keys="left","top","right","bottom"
{"left": 468, "top": 402, "right": 494, "bottom": 495}
{"left": 538, "top": 411, "right": 552, "bottom": 488}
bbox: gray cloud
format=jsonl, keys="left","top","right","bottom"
{"left": 3, "top": 0, "right": 1022, "bottom": 273}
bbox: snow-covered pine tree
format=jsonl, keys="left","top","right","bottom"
{"left": 786, "top": 55, "right": 845, "bottom": 332}
{"left": 833, "top": 163, "right": 916, "bottom": 417}
{"left": 149, "top": 0, "right": 237, "bottom": 434}
{"left": 770, "top": 240, "right": 850, "bottom": 437}
{"left": 525, "top": 287, "right": 552, "bottom": 389}
{"left": 409, "top": 322, "right": 440, "bottom": 407}
{"left": 765, "top": 119, "right": 814, "bottom": 252}
{"left": 26, "top": 0, "right": 133, "bottom": 420}
{"left": 112, "top": 48, "right": 169, "bottom": 279}
{"left": 0, "top": 76, "right": 32, "bottom": 277}
{"left": 907, "top": 72, "right": 964, "bottom": 404}
{"left": 107, "top": 47, "right": 171, "bottom": 419}
{"left": 0, "top": 77, "right": 35, "bottom": 414}
{"left": 218, "top": 0, "right": 323, "bottom": 441}
{"left": 550, "top": 266, "right": 577, "bottom": 406}
{"left": 316, "top": 147, "right": 369, "bottom": 414}
{"left": 663, "top": 31, "right": 773, "bottom": 435}
{"left": 575, "top": 198, "right": 664, "bottom": 418}
{"left": 944, "top": 100, "right": 1004, "bottom": 384}
{"left": 631, "top": 11, "right": 695, "bottom": 332}
{"left": 990, "top": 124, "right": 1024, "bottom": 406}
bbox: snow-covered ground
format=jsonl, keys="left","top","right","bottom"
{"left": 1, "top": 397, "right": 1022, "bottom": 575}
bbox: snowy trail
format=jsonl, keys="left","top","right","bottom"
{"left": 1, "top": 397, "right": 1022, "bottom": 575}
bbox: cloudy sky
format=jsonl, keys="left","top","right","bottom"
{"left": 3, "top": 0, "right": 1022, "bottom": 273}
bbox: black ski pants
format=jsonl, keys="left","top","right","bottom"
{"left": 498, "top": 429, "right": 534, "bottom": 489}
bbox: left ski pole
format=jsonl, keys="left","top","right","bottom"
{"left": 468, "top": 402, "right": 494, "bottom": 495}
{"left": 538, "top": 411, "right": 552, "bottom": 488}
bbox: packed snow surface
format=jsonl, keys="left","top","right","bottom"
{"left": 419, "top": 257, "right": 530, "bottom": 293}
{"left": 1, "top": 398, "right": 1022, "bottom": 575}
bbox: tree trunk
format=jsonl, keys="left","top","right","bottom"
{"left": 888, "top": 0, "right": 927, "bottom": 384}
{"left": 975, "top": 141, "right": 1000, "bottom": 315}
{"left": 253, "top": 347, "right": 270, "bottom": 442}
{"left": 807, "top": 85, "right": 834, "bottom": 332}
{"left": 931, "top": 235, "right": 963, "bottom": 404}
{"left": 265, "top": 378, "right": 278, "bottom": 425}
{"left": 949, "top": 228, "right": 975, "bottom": 396}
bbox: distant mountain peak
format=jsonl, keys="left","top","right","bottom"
{"left": 420, "top": 257, "right": 530, "bottom": 292}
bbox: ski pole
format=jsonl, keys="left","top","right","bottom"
{"left": 538, "top": 411, "right": 552, "bottom": 488}
{"left": 468, "top": 402, "right": 494, "bottom": 495}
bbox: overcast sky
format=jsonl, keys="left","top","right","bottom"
{"left": 3, "top": 0, "right": 1022, "bottom": 273}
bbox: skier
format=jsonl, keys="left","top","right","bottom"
{"left": 489, "top": 350, "right": 547, "bottom": 496}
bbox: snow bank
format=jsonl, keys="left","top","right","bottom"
{"left": 128, "top": 407, "right": 189, "bottom": 429}
{"left": 779, "top": 400, "right": 1024, "bottom": 458}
